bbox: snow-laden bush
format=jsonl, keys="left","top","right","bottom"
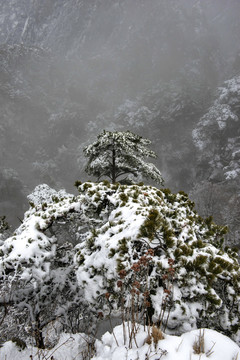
{"left": 75, "top": 182, "right": 240, "bottom": 342}
{"left": 0, "top": 182, "right": 239, "bottom": 347}
{"left": 0, "top": 185, "right": 89, "bottom": 348}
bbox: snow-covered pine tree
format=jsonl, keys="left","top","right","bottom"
{"left": 83, "top": 130, "right": 164, "bottom": 185}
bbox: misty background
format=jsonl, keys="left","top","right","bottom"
{"left": 0, "top": 0, "right": 240, "bottom": 246}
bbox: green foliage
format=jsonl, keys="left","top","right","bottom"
{"left": 191, "top": 239, "right": 205, "bottom": 248}
{"left": 78, "top": 252, "right": 85, "bottom": 265}
{"left": 11, "top": 337, "right": 26, "bottom": 350}
{"left": 83, "top": 182, "right": 93, "bottom": 191}
{"left": 41, "top": 202, "right": 47, "bottom": 211}
{"left": 206, "top": 291, "right": 222, "bottom": 307}
{"left": 214, "top": 257, "right": 233, "bottom": 272}
{"left": 162, "top": 224, "right": 175, "bottom": 248}
{"left": 108, "top": 248, "right": 117, "bottom": 258}
{"left": 51, "top": 195, "right": 59, "bottom": 203}
{"left": 86, "top": 229, "right": 99, "bottom": 250}
{"left": 116, "top": 258, "right": 126, "bottom": 272}
{"left": 208, "top": 260, "right": 223, "bottom": 275}
{"left": 179, "top": 244, "right": 193, "bottom": 257}
{"left": 138, "top": 209, "right": 160, "bottom": 240}
{"left": 178, "top": 190, "right": 188, "bottom": 198}
{"left": 118, "top": 238, "right": 129, "bottom": 255}
{"left": 102, "top": 179, "right": 110, "bottom": 187}
{"left": 161, "top": 188, "right": 176, "bottom": 203}
{"left": 119, "top": 192, "right": 129, "bottom": 203}
{"left": 193, "top": 255, "right": 208, "bottom": 267}
{"left": 114, "top": 211, "right": 122, "bottom": 218}
{"left": 205, "top": 216, "right": 213, "bottom": 226}
{"left": 74, "top": 180, "right": 82, "bottom": 188}
{"left": 156, "top": 190, "right": 163, "bottom": 200}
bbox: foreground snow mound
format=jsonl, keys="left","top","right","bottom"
{"left": 93, "top": 325, "right": 240, "bottom": 360}
{"left": 0, "top": 333, "right": 93, "bottom": 360}
{"left": 0, "top": 327, "right": 239, "bottom": 360}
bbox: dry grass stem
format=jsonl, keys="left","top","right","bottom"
{"left": 144, "top": 334, "right": 152, "bottom": 345}
{"left": 152, "top": 325, "right": 164, "bottom": 349}
{"left": 176, "top": 339, "right": 183, "bottom": 352}
{"left": 193, "top": 329, "right": 205, "bottom": 354}
{"left": 206, "top": 342, "right": 215, "bottom": 357}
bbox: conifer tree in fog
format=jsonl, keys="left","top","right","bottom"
{"left": 83, "top": 130, "right": 164, "bottom": 184}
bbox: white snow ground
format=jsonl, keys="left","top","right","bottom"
{"left": 0, "top": 325, "right": 239, "bottom": 360}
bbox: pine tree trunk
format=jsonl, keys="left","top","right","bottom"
{"left": 35, "top": 328, "right": 45, "bottom": 349}
{"left": 34, "top": 314, "right": 45, "bottom": 349}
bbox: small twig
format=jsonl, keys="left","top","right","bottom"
{"left": 108, "top": 315, "right": 119, "bottom": 346}
{"left": 206, "top": 341, "right": 216, "bottom": 357}
{"left": 176, "top": 339, "right": 183, "bottom": 352}
{"left": 232, "top": 353, "right": 239, "bottom": 360}
{"left": 163, "top": 303, "right": 172, "bottom": 332}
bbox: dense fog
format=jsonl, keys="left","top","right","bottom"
{"left": 0, "top": 0, "right": 240, "bottom": 245}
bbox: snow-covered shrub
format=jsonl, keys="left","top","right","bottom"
{"left": 75, "top": 182, "right": 240, "bottom": 342}
{"left": 0, "top": 185, "right": 91, "bottom": 348}
{"left": 0, "top": 182, "right": 239, "bottom": 347}
{"left": 27, "top": 183, "right": 71, "bottom": 207}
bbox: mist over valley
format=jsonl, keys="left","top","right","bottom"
{"left": 0, "top": 0, "right": 239, "bottom": 247}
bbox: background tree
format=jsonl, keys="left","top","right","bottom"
{"left": 83, "top": 130, "right": 164, "bottom": 185}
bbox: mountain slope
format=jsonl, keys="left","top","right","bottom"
{"left": 1, "top": 0, "right": 240, "bottom": 237}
